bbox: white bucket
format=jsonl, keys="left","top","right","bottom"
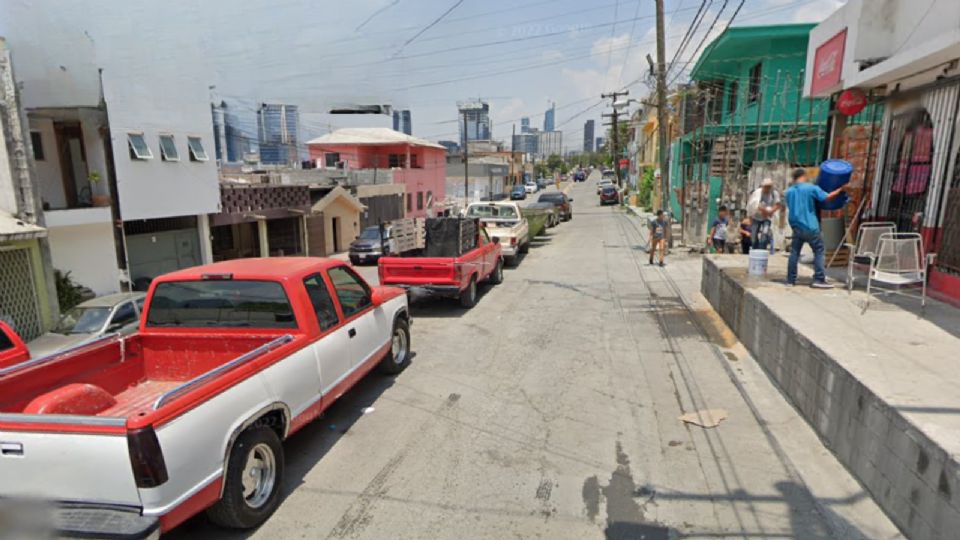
{"left": 748, "top": 249, "right": 769, "bottom": 277}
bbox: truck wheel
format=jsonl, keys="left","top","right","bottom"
{"left": 519, "top": 241, "right": 529, "bottom": 254}
{"left": 505, "top": 255, "right": 518, "bottom": 268}
{"left": 379, "top": 317, "right": 411, "bottom": 375}
{"left": 459, "top": 277, "right": 477, "bottom": 308}
{"left": 489, "top": 259, "right": 504, "bottom": 284}
{"left": 207, "top": 426, "right": 284, "bottom": 530}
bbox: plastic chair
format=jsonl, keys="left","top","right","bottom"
{"left": 846, "top": 221, "right": 896, "bottom": 292}
{"left": 863, "top": 232, "right": 936, "bottom": 312}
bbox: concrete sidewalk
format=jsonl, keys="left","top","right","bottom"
{"left": 702, "top": 253, "right": 960, "bottom": 540}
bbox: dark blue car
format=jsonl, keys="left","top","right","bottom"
{"left": 510, "top": 185, "right": 526, "bottom": 200}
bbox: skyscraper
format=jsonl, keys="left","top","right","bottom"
{"left": 520, "top": 117, "right": 531, "bottom": 133}
{"left": 458, "top": 100, "right": 492, "bottom": 145}
{"left": 596, "top": 137, "right": 606, "bottom": 151}
{"left": 583, "top": 119, "right": 595, "bottom": 153}
{"left": 543, "top": 102, "right": 555, "bottom": 132}
{"left": 393, "top": 109, "right": 412, "bottom": 135}
{"left": 537, "top": 130, "right": 562, "bottom": 159}
{"left": 257, "top": 103, "right": 300, "bottom": 166}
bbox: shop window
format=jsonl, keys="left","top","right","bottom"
{"left": 884, "top": 109, "right": 934, "bottom": 232}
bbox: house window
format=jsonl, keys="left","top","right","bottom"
{"left": 128, "top": 133, "right": 153, "bottom": 160}
{"left": 748, "top": 63, "right": 762, "bottom": 103}
{"left": 187, "top": 136, "right": 208, "bottom": 161}
{"left": 389, "top": 154, "right": 406, "bottom": 168}
{"left": 410, "top": 153, "right": 419, "bottom": 168}
{"left": 406, "top": 193, "right": 412, "bottom": 212}
{"left": 324, "top": 152, "right": 340, "bottom": 168}
{"left": 158, "top": 134, "right": 179, "bottom": 161}
{"left": 727, "top": 80, "right": 738, "bottom": 115}
{"left": 417, "top": 191, "right": 424, "bottom": 210}
{"left": 30, "top": 132, "right": 44, "bottom": 161}
{"left": 426, "top": 190, "right": 433, "bottom": 209}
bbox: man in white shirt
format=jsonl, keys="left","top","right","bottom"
{"left": 747, "top": 178, "right": 782, "bottom": 250}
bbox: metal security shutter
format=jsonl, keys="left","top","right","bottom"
{"left": 0, "top": 248, "right": 42, "bottom": 341}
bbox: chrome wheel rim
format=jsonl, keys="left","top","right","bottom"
{"left": 391, "top": 327, "right": 407, "bottom": 364}
{"left": 241, "top": 443, "right": 276, "bottom": 509}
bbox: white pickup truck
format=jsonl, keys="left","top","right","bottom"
{"left": 465, "top": 201, "right": 530, "bottom": 266}
{"left": 0, "top": 257, "right": 410, "bottom": 537}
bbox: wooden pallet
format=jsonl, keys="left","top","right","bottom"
{"left": 825, "top": 247, "right": 850, "bottom": 268}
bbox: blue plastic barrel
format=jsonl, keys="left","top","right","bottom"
{"left": 816, "top": 159, "right": 852, "bottom": 210}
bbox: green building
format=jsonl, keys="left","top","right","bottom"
{"left": 669, "top": 23, "right": 830, "bottom": 244}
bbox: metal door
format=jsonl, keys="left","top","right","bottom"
{"left": 0, "top": 248, "right": 42, "bottom": 341}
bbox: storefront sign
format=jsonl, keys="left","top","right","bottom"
{"left": 811, "top": 29, "right": 847, "bottom": 96}
{"left": 837, "top": 88, "right": 868, "bottom": 116}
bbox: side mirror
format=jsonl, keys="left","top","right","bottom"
{"left": 370, "top": 287, "right": 389, "bottom": 307}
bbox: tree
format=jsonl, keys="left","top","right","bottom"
{"left": 638, "top": 167, "right": 655, "bottom": 209}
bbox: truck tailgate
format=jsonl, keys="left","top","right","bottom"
{"left": 0, "top": 425, "right": 141, "bottom": 507}
{"left": 379, "top": 257, "right": 455, "bottom": 285}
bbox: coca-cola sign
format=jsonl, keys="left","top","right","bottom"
{"left": 837, "top": 88, "right": 868, "bottom": 116}
{"left": 811, "top": 29, "right": 846, "bottom": 96}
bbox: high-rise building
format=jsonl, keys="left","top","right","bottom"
{"left": 520, "top": 117, "right": 531, "bottom": 133}
{"left": 438, "top": 140, "right": 460, "bottom": 154}
{"left": 596, "top": 137, "right": 606, "bottom": 152}
{"left": 537, "top": 131, "right": 562, "bottom": 159}
{"left": 583, "top": 119, "right": 595, "bottom": 153}
{"left": 543, "top": 102, "right": 555, "bottom": 132}
{"left": 512, "top": 132, "right": 538, "bottom": 156}
{"left": 393, "top": 109, "right": 412, "bottom": 135}
{"left": 212, "top": 101, "right": 258, "bottom": 163}
{"left": 458, "top": 100, "right": 491, "bottom": 145}
{"left": 258, "top": 103, "right": 300, "bottom": 166}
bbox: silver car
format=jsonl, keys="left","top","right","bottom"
{"left": 29, "top": 292, "right": 146, "bottom": 356}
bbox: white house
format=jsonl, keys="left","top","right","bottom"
{"left": 0, "top": 4, "right": 221, "bottom": 294}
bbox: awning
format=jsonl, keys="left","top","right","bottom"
{"left": 0, "top": 212, "right": 47, "bottom": 242}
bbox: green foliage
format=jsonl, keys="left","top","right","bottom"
{"left": 638, "top": 167, "right": 655, "bottom": 209}
{"left": 55, "top": 270, "right": 86, "bottom": 311}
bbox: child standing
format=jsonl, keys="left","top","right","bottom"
{"left": 709, "top": 205, "right": 730, "bottom": 254}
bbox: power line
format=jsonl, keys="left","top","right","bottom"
{"left": 668, "top": 0, "right": 735, "bottom": 86}
{"left": 394, "top": 0, "right": 466, "bottom": 57}
{"left": 666, "top": 0, "right": 709, "bottom": 77}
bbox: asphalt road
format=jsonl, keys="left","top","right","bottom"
{"left": 170, "top": 179, "right": 901, "bottom": 539}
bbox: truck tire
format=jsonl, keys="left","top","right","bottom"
{"left": 207, "top": 425, "right": 284, "bottom": 530}
{"left": 379, "top": 317, "right": 411, "bottom": 375}
{"left": 459, "top": 276, "right": 477, "bottom": 308}
{"left": 505, "top": 255, "right": 519, "bottom": 268}
{"left": 519, "top": 241, "right": 529, "bottom": 254}
{"left": 488, "top": 259, "right": 504, "bottom": 284}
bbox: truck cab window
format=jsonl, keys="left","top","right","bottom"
{"left": 303, "top": 275, "right": 340, "bottom": 330}
{"left": 110, "top": 302, "right": 138, "bottom": 330}
{"left": 328, "top": 266, "right": 372, "bottom": 317}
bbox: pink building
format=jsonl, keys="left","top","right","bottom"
{"left": 307, "top": 128, "right": 447, "bottom": 218}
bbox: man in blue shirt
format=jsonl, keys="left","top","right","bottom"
{"left": 784, "top": 168, "right": 846, "bottom": 288}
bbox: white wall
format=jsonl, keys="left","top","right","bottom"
{"left": 29, "top": 118, "right": 66, "bottom": 209}
{"left": 47, "top": 221, "right": 121, "bottom": 295}
{"left": 1, "top": 3, "right": 221, "bottom": 221}
{"left": 0, "top": 113, "right": 15, "bottom": 216}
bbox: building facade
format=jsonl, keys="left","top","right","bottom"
{"left": 543, "top": 103, "right": 555, "bottom": 132}
{"left": 512, "top": 131, "right": 539, "bottom": 157}
{"left": 806, "top": 0, "right": 960, "bottom": 302}
{"left": 520, "top": 117, "right": 531, "bottom": 133}
{"left": 537, "top": 130, "right": 562, "bottom": 159}
{"left": 307, "top": 128, "right": 446, "bottom": 218}
{"left": 583, "top": 119, "right": 595, "bottom": 153}
{"left": 392, "top": 109, "right": 412, "bottom": 135}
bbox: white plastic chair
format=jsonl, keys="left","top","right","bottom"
{"left": 863, "top": 232, "right": 936, "bottom": 312}
{"left": 846, "top": 221, "right": 896, "bottom": 293}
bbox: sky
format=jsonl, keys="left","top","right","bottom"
{"left": 8, "top": 0, "right": 844, "bottom": 152}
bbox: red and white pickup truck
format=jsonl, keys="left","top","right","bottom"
{"left": 378, "top": 227, "right": 503, "bottom": 307}
{"left": 0, "top": 321, "right": 29, "bottom": 369}
{"left": 0, "top": 258, "right": 410, "bottom": 538}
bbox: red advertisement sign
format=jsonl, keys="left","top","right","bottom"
{"left": 837, "top": 88, "right": 867, "bottom": 116}
{"left": 811, "top": 28, "right": 846, "bottom": 96}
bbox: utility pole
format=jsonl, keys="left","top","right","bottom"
{"left": 462, "top": 110, "right": 469, "bottom": 204}
{"left": 655, "top": 0, "right": 670, "bottom": 211}
{"left": 601, "top": 90, "right": 630, "bottom": 188}
{"left": 510, "top": 124, "right": 516, "bottom": 186}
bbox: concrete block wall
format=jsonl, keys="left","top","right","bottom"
{"left": 702, "top": 258, "right": 960, "bottom": 540}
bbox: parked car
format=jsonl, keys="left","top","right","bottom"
{"left": 0, "top": 321, "right": 29, "bottom": 369}
{"left": 466, "top": 202, "right": 530, "bottom": 266}
{"left": 600, "top": 185, "right": 620, "bottom": 205}
{"left": 536, "top": 178, "right": 548, "bottom": 190}
{"left": 510, "top": 185, "right": 526, "bottom": 200}
{"left": 0, "top": 258, "right": 409, "bottom": 538}
{"left": 574, "top": 170, "right": 587, "bottom": 182}
{"left": 379, "top": 226, "right": 503, "bottom": 308}
{"left": 349, "top": 225, "right": 389, "bottom": 265}
{"left": 524, "top": 181, "right": 539, "bottom": 194}
{"left": 28, "top": 292, "right": 146, "bottom": 357}
{"left": 537, "top": 192, "right": 573, "bottom": 221}
{"left": 596, "top": 178, "right": 614, "bottom": 194}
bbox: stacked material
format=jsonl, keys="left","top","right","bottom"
{"left": 424, "top": 218, "right": 478, "bottom": 257}
{"left": 387, "top": 218, "right": 426, "bottom": 253}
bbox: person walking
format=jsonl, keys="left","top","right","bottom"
{"left": 739, "top": 216, "right": 753, "bottom": 254}
{"left": 747, "top": 178, "right": 782, "bottom": 250}
{"left": 648, "top": 210, "right": 668, "bottom": 266}
{"left": 784, "top": 168, "right": 846, "bottom": 288}
{"left": 708, "top": 205, "right": 730, "bottom": 254}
